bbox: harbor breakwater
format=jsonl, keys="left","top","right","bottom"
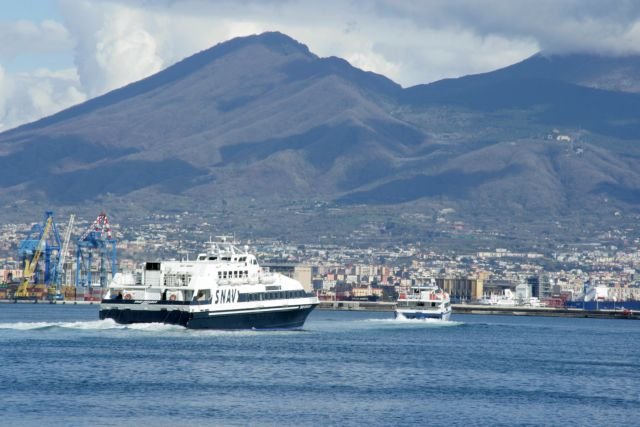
{"left": 318, "top": 301, "right": 640, "bottom": 320}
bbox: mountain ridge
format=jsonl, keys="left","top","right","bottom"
{"left": 2, "top": 32, "right": 640, "bottom": 242}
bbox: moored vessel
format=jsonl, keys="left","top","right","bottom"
{"left": 395, "top": 281, "right": 452, "bottom": 320}
{"left": 564, "top": 283, "right": 640, "bottom": 311}
{"left": 99, "top": 237, "right": 319, "bottom": 329}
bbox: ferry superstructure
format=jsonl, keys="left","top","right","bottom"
{"left": 99, "top": 238, "right": 318, "bottom": 329}
{"left": 395, "top": 282, "right": 452, "bottom": 321}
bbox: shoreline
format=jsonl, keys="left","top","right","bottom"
{"left": 318, "top": 301, "right": 640, "bottom": 320}
{"left": 2, "top": 299, "right": 638, "bottom": 319}
{"left": 0, "top": 299, "right": 98, "bottom": 305}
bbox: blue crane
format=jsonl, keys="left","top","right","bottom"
{"left": 75, "top": 212, "right": 117, "bottom": 288}
{"left": 17, "top": 211, "right": 62, "bottom": 288}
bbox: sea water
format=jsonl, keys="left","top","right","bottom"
{"left": 0, "top": 304, "right": 638, "bottom": 426}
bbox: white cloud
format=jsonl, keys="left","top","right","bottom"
{"left": 52, "top": 0, "right": 539, "bottom": 88}
{"left": 2, "top": 0, "right": 640, "bottom": 130}
{"left": 58, "top": 0, "right": 165, "bottom": 97}
{"left": 53, "top": 0, "right": 541, "bottom": 93}
{"left": 372, "top": 0, "right": 640, "bottom": 55}
{"left": 0, "top": 66, "right": 86, "bottom": 131}
{"left": 0, "top": 19, "right": 72, "bottom": 59}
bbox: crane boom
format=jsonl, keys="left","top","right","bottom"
{"left": 15, "top": 216, "right": 53, "bottom": 298}
{"left": 55, "top": 214, "right": 75, "bottom": 288}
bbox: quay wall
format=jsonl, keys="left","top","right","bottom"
{"left": 318, "top": 301, "right": 640, "bottom": 320}
{"left": 0, "top": 299, "right": 98, "bottom": 305}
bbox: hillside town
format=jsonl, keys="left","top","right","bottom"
{"left": 2, "top": 213, "right": 640, "bottom": 305}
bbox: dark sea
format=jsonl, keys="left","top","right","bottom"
{"left": 0, "top": 304, "right": 638, "bottom": 427}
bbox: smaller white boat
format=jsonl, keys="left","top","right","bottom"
{"left": 477, "top": 289, "right": 517, "bottom": 306}
{"left": 395, "top": 283, "right": 451, "bottom": 321}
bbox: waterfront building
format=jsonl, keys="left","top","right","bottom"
{"left": 436, "top": 276, "right": 484, "bottom": 302}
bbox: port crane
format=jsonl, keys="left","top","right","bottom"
{"left": 15, "top": 215, "right": 54, "bottom": 298}
{"left": 54, "top": 214, "right": 75, "bottom": 295}
{"left": 17, "top": 211, "right": 62, "bottom": 286}
{"left": 76, "top": 212, "right": 117, "bottom": 288}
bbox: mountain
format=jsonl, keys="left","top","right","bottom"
{"left": 402, "top": 55, "right": 640, "bottom": 139}
{"left": 2, "top": 32, "right": 640, "bottom": 244}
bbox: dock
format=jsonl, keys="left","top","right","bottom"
{"left": 0, "top": 299, "right": 98, "bottom": 305}
{"left": 318, "top": 301, "right": 640, "bottom": 319}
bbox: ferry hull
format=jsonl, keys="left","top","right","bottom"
{"left": 395, "top": 309, "right": 451, "bottom": 321}
{"left": 99, "top": 304, "right": 317, "bottom": 330}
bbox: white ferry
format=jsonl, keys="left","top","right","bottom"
{"left": 395, "top": 282, "right": 452, "bottom": 321}
{"left": 99, "top": 238, "right": 319, "bottom": 329}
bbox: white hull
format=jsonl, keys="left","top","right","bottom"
{"left": 395, "top": 308, "right": 452, "bottom": 321}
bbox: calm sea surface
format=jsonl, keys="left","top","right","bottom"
{"left": 0, "top": 304, "right": 638, "bottom": 427}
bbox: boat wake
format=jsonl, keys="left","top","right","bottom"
{"left": 0, "top": 319, "right": 292, "bottom": 336}
{"left": 0, "top": 318, "right": 184, "bottom": 332}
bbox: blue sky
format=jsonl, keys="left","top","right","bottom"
{"left": 2, "top": 0, "right": 59, "bottom": 20}
{"left": 1, "top": 0, "right": 640, "bottom": 132}
{"left": 1, "top": 0, "right": 71, "bottom": 72}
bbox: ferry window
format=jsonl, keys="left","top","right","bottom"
{"left": 145, "top": 262, "right": 161, "bottom": 271}
{"left": 218, "top": 272, "right": 222, "bottom": 278}
{"left": 234, "top": 271, "right": 238, "bottom": 278}
{"left": 223, "top": 272, "right": 227, "bottom": 279}
{"left": 244, "top": 271, "right": 248, "bottom": 277}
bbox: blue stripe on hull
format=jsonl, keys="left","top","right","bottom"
{"left": 99, "top": 305, "right": 317, "bottom": 330}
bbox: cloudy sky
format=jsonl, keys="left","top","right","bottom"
{"left": 1, "top": 0, "right": 640, "bottom": 131}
